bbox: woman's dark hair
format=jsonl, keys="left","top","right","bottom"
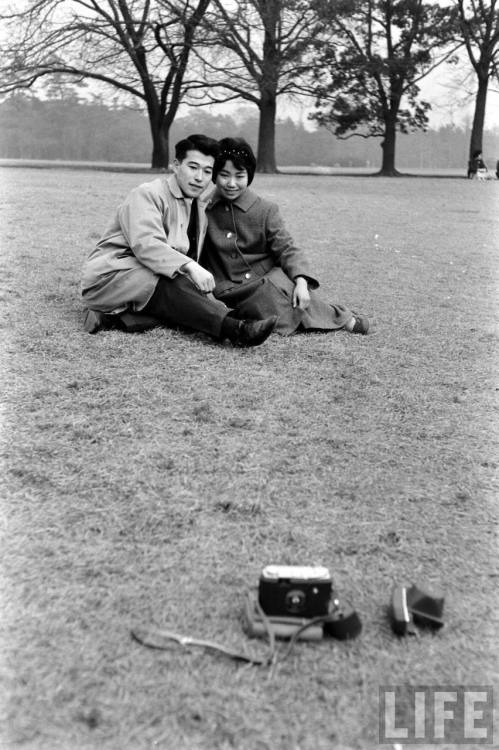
{"left": 175, "top": 134, "right": 220, "bottom": 162}
{"left": 212, "top": 137, "right": 257, "bottom": 185}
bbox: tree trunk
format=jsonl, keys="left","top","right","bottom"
{"left": 143, "top": 86, "right": 170, "bottom": 169}
{"left": 378, "top": 114, "right": 400, "bottom": 176}
{"left": 150, "top": 120, "right": 169, "bottom": 169}
{"left": 469, "top": 74, "right": 488, "bottom": 159}
{"left": 256, "top": 96, "right": 277, "bottom": 173}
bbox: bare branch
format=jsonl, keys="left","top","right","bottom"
{"left": 0, "top": 0, "right": 214, "bottom": 167}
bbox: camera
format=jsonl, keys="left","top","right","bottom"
{"left": 258, "top": 565, "right": 332, "bottom": 618}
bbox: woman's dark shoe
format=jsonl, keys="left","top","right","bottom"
{"left": 345, "top": 314, "right": 369, "bottom": 335}
{"left": 230, "top": 315, "right": 278, "bottom": 347}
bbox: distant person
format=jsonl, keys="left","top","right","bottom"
{"left": 496, "top": 160, "right": 499, "bottom": 180}
{"left": 467, "top": 150, "right": 488, "bottom": 179}
{"left": 81, "top": 134, "right": 277, "bottom": 347}
{"left": 200, "top": 137, "right": 369, "bottom": 336}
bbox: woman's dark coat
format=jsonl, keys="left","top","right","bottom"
{"left": 202, "top": 188, "right": 352, "bottom": 335}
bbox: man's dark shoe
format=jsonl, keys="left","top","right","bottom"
{"left": 230, "top": 315, "right": 278, "bottom": 347}
{"left": 83, "top": 308, "right": 104, "bottom": 334}
{"left": 83, "top": 308, "right": 117, "bottom": 334}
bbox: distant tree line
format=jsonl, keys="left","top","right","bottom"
{"left": 1, "top": 94, "right": 498, "bottom": 170}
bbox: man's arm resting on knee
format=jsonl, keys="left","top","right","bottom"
{"left": 180, "top": 261, "right": 216, "bottom": 293}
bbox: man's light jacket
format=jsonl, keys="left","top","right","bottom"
{"left": 81, "top": 174, "right": 207, "bottom": 313}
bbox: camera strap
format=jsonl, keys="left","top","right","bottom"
{"left": 131, "top": 624, "right": 273, "bottom": 667}
{"left": 131, "top": 598, "right": 324, "bottom": 667}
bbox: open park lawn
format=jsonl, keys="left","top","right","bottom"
{"left": 0, "top": 166, "right": 498, "bottom": 750}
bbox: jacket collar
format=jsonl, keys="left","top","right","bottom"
{"left": 166, "top": 173, "right": 209, "bottom": 206}
{"left": 207, "top": 187, "right": 258, "bottom": 213}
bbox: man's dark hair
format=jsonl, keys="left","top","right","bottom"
{"left": 212, "top": 137, "right": 257, "bottom": 185}
{"left": 175, "top": 134, "right": 219, "bottom": 162}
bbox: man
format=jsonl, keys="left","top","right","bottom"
{"left": 81, "top": 134, "right": 277, "bottom": 347}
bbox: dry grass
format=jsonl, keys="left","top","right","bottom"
{"left": 0, "top": 166, "right": 498, "bottom": 750}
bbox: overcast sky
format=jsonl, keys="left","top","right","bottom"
{"left": 419, "top": 66, "right": 499, "bottom": 129}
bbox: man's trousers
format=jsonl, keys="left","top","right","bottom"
{"left": 132, "top": 275, "right": 229, "bottom": 337}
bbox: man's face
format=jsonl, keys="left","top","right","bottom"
{"left": 215, "top": 159, "right": 249, "bottom": 202}
{"left": 174, "top": 149, "right": 214, "bottom": 198}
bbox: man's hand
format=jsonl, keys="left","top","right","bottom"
{"left": 292, "top": 276, "right": 311, "bottom": 310}
{"left": 182, "top": 261, "right": 215, "bottom": 293}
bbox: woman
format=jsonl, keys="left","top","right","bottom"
{"left": 202, "top": 138, "right": 369, "bottom": 336}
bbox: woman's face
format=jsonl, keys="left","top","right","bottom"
{"left": 216, "top": 159, "right": 249, "bottom": 202}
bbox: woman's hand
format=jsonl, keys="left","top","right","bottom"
{"left": 292, "top": 276, "right": 311, "bottom": 310}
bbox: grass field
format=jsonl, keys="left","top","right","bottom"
{"left": 0, "top": 166, "right": 498, "bottom": 750}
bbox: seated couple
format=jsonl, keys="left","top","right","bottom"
{"left": 81, "top": 134, "right": 369, "bottom": 347}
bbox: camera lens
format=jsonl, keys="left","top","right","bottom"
{"left": 285, "top": 589, "right": 306, "bottom": 614}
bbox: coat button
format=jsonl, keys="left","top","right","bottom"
{"left": 226, "top": 232, "right": 233, "bottom": 238}
{"left": 244, "top": 272, "right": 251, "bottom": 279}
{"left": 225, "top": 205, "right": 230, "bottom": 211}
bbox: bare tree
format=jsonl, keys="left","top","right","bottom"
{"left": 310, "top": 0, "right": 459, "bottom": 175}
{"left": 194, "top": 0, "right": 321, "bottom": 172}
{"left": 0, "top": 0, "right": 211, "bottom": 168}
{"left": 456, "top": 0, "right": 499, "bottom": 159}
